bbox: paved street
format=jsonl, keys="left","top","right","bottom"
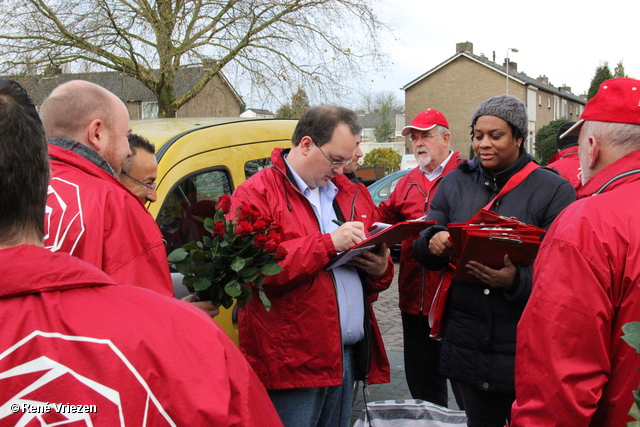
{"left": 350, "top": 268, "right": 460, "bottom": 425}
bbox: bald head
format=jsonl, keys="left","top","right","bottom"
{"left": 40, "top": 80, "right": 132, "bottom": 174}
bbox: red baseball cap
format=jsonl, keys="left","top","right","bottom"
{"left": 561, "top": 78, "right": 640, "bottom": 138}
{"left": 402, "top": 109, "right": 450, "bottom": 136}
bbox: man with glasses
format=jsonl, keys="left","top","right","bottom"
{"left": 120, "top": 133, "right": 158, "bottom": 203}
{"left": 377, "top": 109, "right": 464, "bottom": 408}
{"left": 230, "top": 105, "right": 393, "bottom": 427}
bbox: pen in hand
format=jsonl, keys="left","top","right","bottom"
{"left": 332, "top": 219, "right": 344, "bottom": 227}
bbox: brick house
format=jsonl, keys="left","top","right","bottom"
{"left": 12, "top": 66, "right": 244, "bottom": 119}
{"left": 402, "top": 42, "right": 586, "bottom": 157}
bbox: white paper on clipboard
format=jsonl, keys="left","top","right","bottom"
{"left": 325, "top": 245, "right": 376, "bottom": 270}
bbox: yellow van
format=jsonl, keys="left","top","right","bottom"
{"left": 131, "top": 117, "right": 298, "bottom": 344}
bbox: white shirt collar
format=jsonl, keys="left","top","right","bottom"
{"left": 420, "top": 150, "right": 454, "bottom": 181}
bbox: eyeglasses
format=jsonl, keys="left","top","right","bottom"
{"left": 313, "top": 140, "right": 352, "bottom": 168}
{"left": 121, "top": 171, "right": 158, "bottom": 191}
{"left": 410, "top": 132, "right": 438, "bottom": 142}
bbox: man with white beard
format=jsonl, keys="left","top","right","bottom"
{"left": 377, "top": 109, "right": 464, "bottom": 407}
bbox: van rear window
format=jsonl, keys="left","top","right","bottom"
{"left": 158, "top": 170, "right": 232, "bottom": 255}
{"left": 244, "top": 158, "right": 272, "bottom": 179}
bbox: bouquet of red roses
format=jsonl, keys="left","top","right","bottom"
{"left": 168, "top": 194, "right": 287, "bottom": 311}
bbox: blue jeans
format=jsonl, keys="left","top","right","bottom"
{"left": 268, "top": 346, "right": 355, "bottom": 427}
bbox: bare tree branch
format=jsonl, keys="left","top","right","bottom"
{"left": 0, "top": 0, "right": 391, "bottom": 117}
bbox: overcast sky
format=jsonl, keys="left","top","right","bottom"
{"left": 366, "top": 0, "right": 639, "bottom": 103}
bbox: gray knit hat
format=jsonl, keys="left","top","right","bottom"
{"left": 471, "top": 95, "right": 528, "bottom": 141}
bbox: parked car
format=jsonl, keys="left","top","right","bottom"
{"left": 367, "top": 168, "right": 411, "bottom": 206}
{"left": 131, "top": 117, "right": 298, "bottom": 344}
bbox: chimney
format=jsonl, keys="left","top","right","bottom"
{"left": 44, "top": 66, "right": 62, "bottom": 77}
{"left": 492, "top": 51, "right": 496, "bottom": 62}
{"left": 202, "top": 57, "right": 218, "bottom": 69}
{"left": 560, "top": 85, "right": 572, "bottom": 93}
{"left": 503, "top": 60, "right": 517, "bottom": 72}
{"left": 536, "top": 75, "right": 549, "bottom": 84}
{"left": 456, "top": 41, "right": 473, "bottom": 54}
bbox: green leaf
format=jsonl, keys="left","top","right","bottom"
{"left": 231, "top": 256, "right": 246, "bottom": 272}
{"left": 202, "top": 236, "right": 213, "bottom": 247}
{"left": 182, "top": 276, "right": 196, "bottom": 293}
{"left": 167, "top": 248, "right": 188, "bottom": 262}
{"left": 173, "top": 260, "right": 194, "bottom": 277}
{"left": 258, "top": 288, "right": 271, "bottom": 311}
{"left": 261, "top": 262, "right": 284, "bottom": 275}
{"left": 203, "top": 217, "right": 215, "bottom": 233}
{"left": 182, "top": 241, "right": 201, "bottom": 251}
{"left": 622, "top": 322, "right": 640, "bottom": 353}
{"left": 254, "top": 275, "right": 266, "bottom": 287}
{"left": 214, "top": 209, "right": 225, "bottom": 222}
{"left": 192, "top": 276, "right": 211, "bottom": 291}
{"left": 240, "top": 266, "right": 259, "bottom": 279}
{"left": 225, "top": 280, "right": 242, "bottom": 297}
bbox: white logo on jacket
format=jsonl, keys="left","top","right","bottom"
{"left": 44, "top": 178, "right": 85, "bottom": 255}
{"left": 0, "top": 331, "right": 175, "bottom": 426}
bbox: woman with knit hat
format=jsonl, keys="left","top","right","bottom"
{"left": 412, "top": 95, "right": 576, "bottom": 426}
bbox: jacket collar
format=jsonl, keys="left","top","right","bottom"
{"left": 464, "top": 152, "right": 535, "bottom": 191}
{"left": 0, "top": 245, "right": 114, "bottom": 298}
{"left": 578, "top": 150, "right": 640, "bottom": 199}
{"left": 548, "top": 146, "right": 579, "bottom": 163}
{"left": 49, "top": 137, "right": 117, "bottom": 178}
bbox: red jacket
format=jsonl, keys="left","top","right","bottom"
{"left": 45, "top": 143, "right": 173, "bottom": 297}
{"left": 377, "top": 152, "right": 463, "bottom": 315}
{"left": 230, "top": 148, "right": 393, "bottom": 390}
{"left": 512, "top": 150, "right": 640, "bottom": 426}
{"left": 547, "top": 146, "right": 582, "bottom": 191}
{"left": 0, "top": 245, "right": 282, "bottom": 426}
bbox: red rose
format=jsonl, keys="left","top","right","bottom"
{"left": 252, "top": 218, "right": 267, "bottom": 232}
{"left": 216, "top": 194, "right": 232, "bottom": 214}
{"left": 234, "top": 221, "right": 254, "bottom": 237}
{"left": 212, "top": 221, "right": 225, "bottom": 238}
{"left": 267, "top": 230, "right": 281, "bottom": 244}
{"left": 269, "top": 221, "right": 282, "bottom": 233}
{"left": 253, "top": 233, "right": 269, "bottom": 248}
{"left": 263, "top": 240, "right": 279, "bottom": 253}
{"left": 275, "top": 246, "right": 288, "bottom": 261}
{"left": 237, "top": 204, "right": 254, "bottom": 222}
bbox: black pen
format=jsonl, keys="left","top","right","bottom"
{"left": 332, "top": 219, "right": 344, "bottom": 227}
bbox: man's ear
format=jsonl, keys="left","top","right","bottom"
{"left": 86, "top": 119, "right": 105, "bottom": 154}
{"left": 587, "top": 136, "right": 599, "bottom": 169}
{"left": 443, "top": 132, "right": 452, "bottom": 145}
{"left": 299, "top": 136, "right": 314, "bottom": 155}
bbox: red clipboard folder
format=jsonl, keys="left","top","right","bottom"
{"left": 325, "top": 220, "right": 434, "bottom": 269}
{"left": 447, "top": 210, "right": 545, "bottom": 284}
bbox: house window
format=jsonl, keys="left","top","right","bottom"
{"left": 547, "top": 98, "right": 551, "bottom": 109}
{"left": 142, "top": 101, "right": 158, "bottom": 119}
{"left": 538, "top": 95, "right": 542, "bottom": 106}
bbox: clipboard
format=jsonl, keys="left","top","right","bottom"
{"left": 454, "top": 231, "right": 541, "bottom": 283}
{"left": 326, "top": 220, "right": 434, "bottom": 270}
{"left": 447, "top": 208, "right": 545, "bottom": 284}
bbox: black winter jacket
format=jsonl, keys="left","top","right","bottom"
{"left": 412, "top": 153, "right": 576, "bottom": 393}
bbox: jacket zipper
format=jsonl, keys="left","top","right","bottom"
{"left": 408, "top": 176, "right": 443, "bottom": 314}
